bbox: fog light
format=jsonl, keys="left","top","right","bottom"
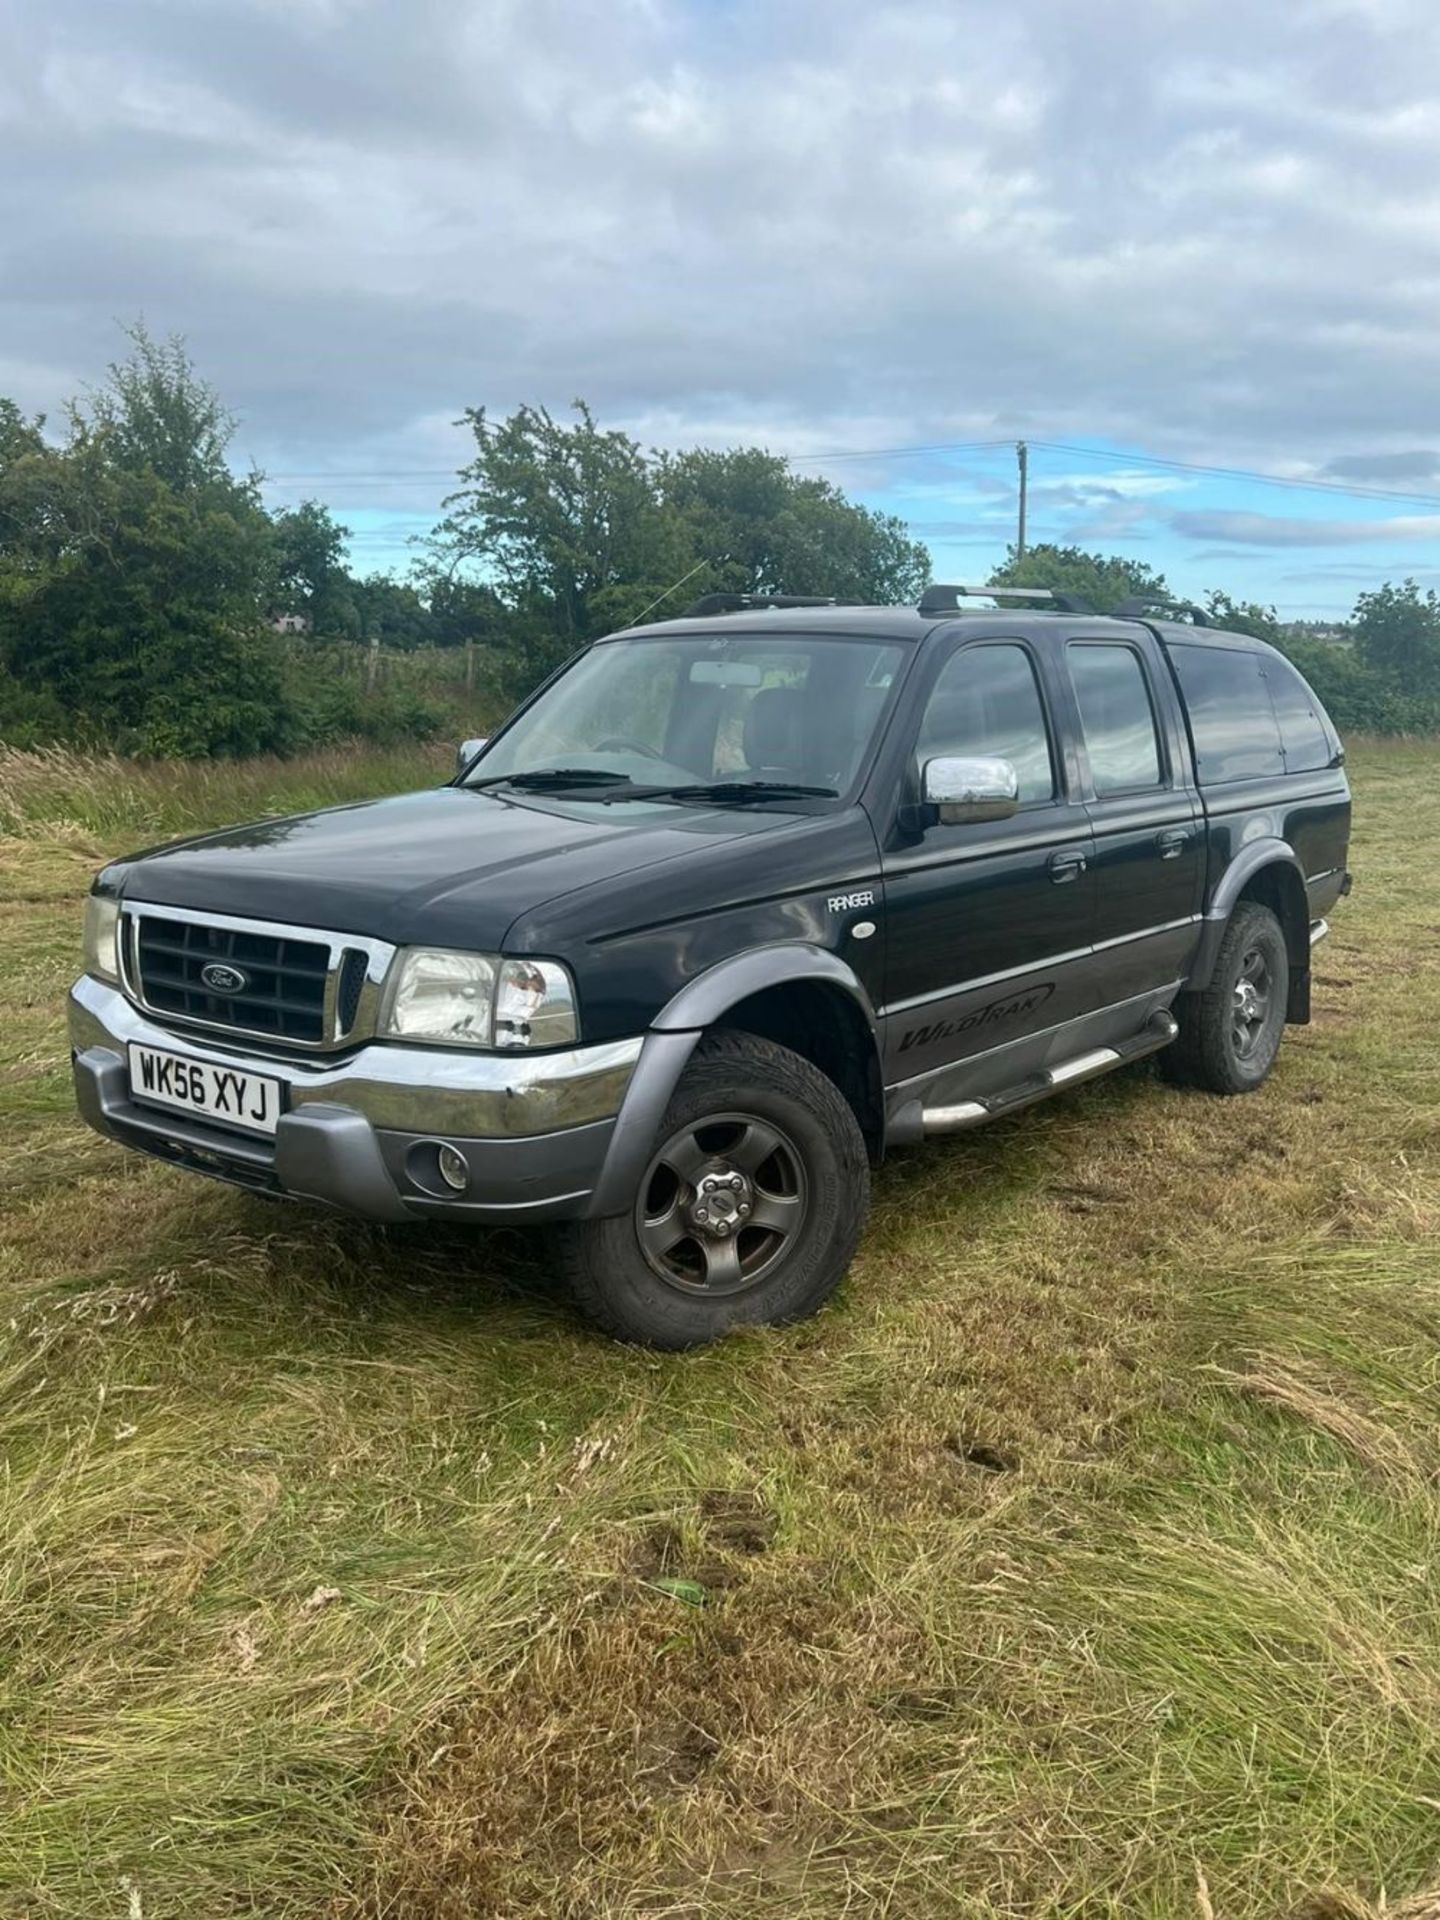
{"left": 437, "top": 1143, "right": 469, "bottom": 1193}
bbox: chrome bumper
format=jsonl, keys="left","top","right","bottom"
{"left": 68, "top": 975, "right": 642, "bottom": 1224}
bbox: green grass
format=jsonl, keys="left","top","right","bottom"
{"left": 2, "top": 740, "right": 1439, "bottom": 1918}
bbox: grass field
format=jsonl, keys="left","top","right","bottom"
{"left": 2, "top": 740, "right": 1439, "bottom": 1919}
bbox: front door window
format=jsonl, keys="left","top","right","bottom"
{"left": 916, "top": 643, "right": 1055, "bottom": 803}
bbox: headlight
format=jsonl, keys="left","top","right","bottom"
{"left": 383, "top": 949, "right": 496, "bottom": 1044}
{"left": 83, "top": 894, "right": 121, "bottom": 984}
{"left": 380, "top": 949, "right": 577, "bottom": 1049}
{"left": 494, "top": 959, "right": 578, "bottom": 1050}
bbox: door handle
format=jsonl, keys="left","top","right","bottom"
{"left": 1157, "top": 829, "right": 1191, "bottom": 860}
{"left": 1049, "top": 850, "right": 1087, "bottom": 884}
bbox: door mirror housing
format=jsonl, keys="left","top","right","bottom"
{"left": 922, "top": 755, "right": 1020, "bottom": 825}
{"left": 455, "top": 737, "right": 488, "bottom": 777}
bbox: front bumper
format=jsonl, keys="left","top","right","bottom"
{"left": 69, "top": 975, "right": 642, "bottom": 1224}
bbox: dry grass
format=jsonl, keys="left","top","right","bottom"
{"left": 0, "top": 742, "right": 456, "bottom": 845}
{"left": 1, "top": 740, "right": 1439, "bottom": 1918}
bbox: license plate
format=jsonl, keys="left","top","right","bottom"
{"left": 127, "top": 1043, "right": 282, "bottom": 1136}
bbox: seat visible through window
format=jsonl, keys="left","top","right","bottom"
{"left": 743, "top": 686, "right": 810, "bottom": 777}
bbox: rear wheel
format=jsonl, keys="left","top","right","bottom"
{"left": 557, "top": 1031, "right": 870, "bottom": 1347}
{"left": 1162, "top": 900, "right": 1290, "bottom": 1094}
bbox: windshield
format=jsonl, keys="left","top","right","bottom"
{"left": 464, "top": 632, "right": 907, "bottom": 800}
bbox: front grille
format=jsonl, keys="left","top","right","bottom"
{"left": 336, "top": 948, "right": 369, "bottom": 1035}
{"left": 134, "top": 914, "right": 330, "bottom": 1045}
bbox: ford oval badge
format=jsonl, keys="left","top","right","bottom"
{"left": 200, "top": 961, "right": 248, "bottom": 994}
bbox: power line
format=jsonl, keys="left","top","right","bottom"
{"left": 788, "top": 437, "right": 1017, "bottom": 466}
{"left": 255, "top": 438, "right": 1019, "bottom": 485}
{"left": 1026, "top": 440, "right": 1440, "bottom": 513}
{"left": 254, "top": 434, "right": 1440, "bottom": 514}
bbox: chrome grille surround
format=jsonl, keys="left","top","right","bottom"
{"left": 119, "top": 901, "right": 397, "bottom": 1054}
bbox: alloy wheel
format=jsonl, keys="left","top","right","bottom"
{"left": 635, "top": 1111, "right": 808, "bottom": 1297}
{"left": 1231, "top": 946, "right": 1274, "bottom": 1059}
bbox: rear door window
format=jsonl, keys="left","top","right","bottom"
{"left": 1168, "top": 643, "right": 1285, "bottom": 785}
{"left": 1262, "top": 654, "right": 1336, "bottom": 773}
{"left": 1066, "top": 643, "right": 1164, "bottom": 795}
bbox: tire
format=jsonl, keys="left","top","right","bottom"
{"left": 556, "top": 1030, "right": 870, "bottom": 1348}
{"left": 1162, "top": 901, "right": 1290, "bottom": 1095}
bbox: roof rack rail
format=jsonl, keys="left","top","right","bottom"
{"left": 680, "top": 592, "right": 864, "bottom": 617}
{"left": 1114, "top": 594, "right": 1211, "bottom": 626}
{"left": 919, "top": 583, "right": 1094, "bottom": 616}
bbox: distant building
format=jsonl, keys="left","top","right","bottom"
{"left": 270, "top": 612, "right": 311, "bottom": 635}
{"left": 1282, "top": 621, "right": 1354, "bottom": 649}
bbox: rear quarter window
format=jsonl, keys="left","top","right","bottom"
{"left": 1168, "top": 643, "right": 1284, "bottom": 785}
{"left": 1261, "top": 654, "right": 1339, "bottom": 773}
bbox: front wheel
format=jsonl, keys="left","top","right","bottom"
{"left": 557, "top": 1031, "right": 870, "bottom": 1347}
{"left": 1162, "top": 901, "right": 1290, "bottom": 1094}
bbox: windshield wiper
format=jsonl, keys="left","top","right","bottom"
{"left": 465, "top": 770, "right": 838, "bottom": 806}
{"left": 594, "top": 780, "right": 839, "bottom": 806}
{"left": 465, "top": 767, "right": 634, "bottom": 793}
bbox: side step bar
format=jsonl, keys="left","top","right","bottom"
{"left": 921, "top": 1009, "right": 1179, "bottom": 1137}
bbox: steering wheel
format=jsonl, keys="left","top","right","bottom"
{"left": 593, "top": 737, "right": 667, "bottom": 761}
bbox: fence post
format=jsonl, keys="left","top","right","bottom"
{"left": 465, "top": 637, "right": 476, "bottom": 694}
{"left": 366, "top": 630, "right": 380, "bottom": 692}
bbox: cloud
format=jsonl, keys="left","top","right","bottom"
{"left": 1323, "top": 449, "right": 1440, "bottom": 483}
{"left": 1172, "top": 509, "right": 1440, "bottom": 546}
{"left": 1069, "top": 501, "right": 1157, "bottom": 541}
{"left": 3, "top": 0, "right": 1440, "bottom": 611}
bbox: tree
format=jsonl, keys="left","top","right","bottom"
{"left": 0, "top": 330, "right": 291, "bottom": 756}
{"left": 1352, "top": 579, "right": 1440, "bottom": 693}
{"left": 989, "top": 543, "right": 1170, "bottom": 615}
{"left": 0, "top": 399, "right": 45, "bottom": 471}
{"left": 270, "top": 499, "right": 357, "bottom": 636}
{"left": 0, "top": 403, "right": 74, "bottom": 743}
{"left": 425, "top": 573, "right": 511, "bottom": 650}
{"left": 83, "top": 324, "right": 237, "bottom": 494}
{"left": 653, "top": 446, "right": 929, "bottom": 611}
{"left": 433, "top": 403, "right": 933, "bottom": 698}
{"left": 0, "top": 401, "right": 62, "bottom": 585}
{"left": 1203, "top": 591, "right": 1284, "bottom": 645}
{"left": 5, "top": 463, "right": 289, "bottom": 756}
{"left": 436, "top": 402, "right": 680, "bottom": 662}
{"left": 350, "top": 573, "right": 435, "bottom": 651}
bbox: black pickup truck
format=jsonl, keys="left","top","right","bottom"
{"left": 71, "top": 585, "right": 1351, "bottom": 1346}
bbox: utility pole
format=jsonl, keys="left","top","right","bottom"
{"left": 1016, "top": 440, "right": 1029, "bottom": 559}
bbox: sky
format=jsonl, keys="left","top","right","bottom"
{"left": 5, "top": 0, "right": 1440, "bottom": 616}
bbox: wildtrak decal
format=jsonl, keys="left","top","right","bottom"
{"left": 897, "top": 981, "right": 1056, "bottom": 1054}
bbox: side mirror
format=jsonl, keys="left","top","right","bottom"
{"left": 455, "top": 737, "right": 488, "bottom": 777}
{"left": 922, "top": 754, "right": 1020, "bottom": 825}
